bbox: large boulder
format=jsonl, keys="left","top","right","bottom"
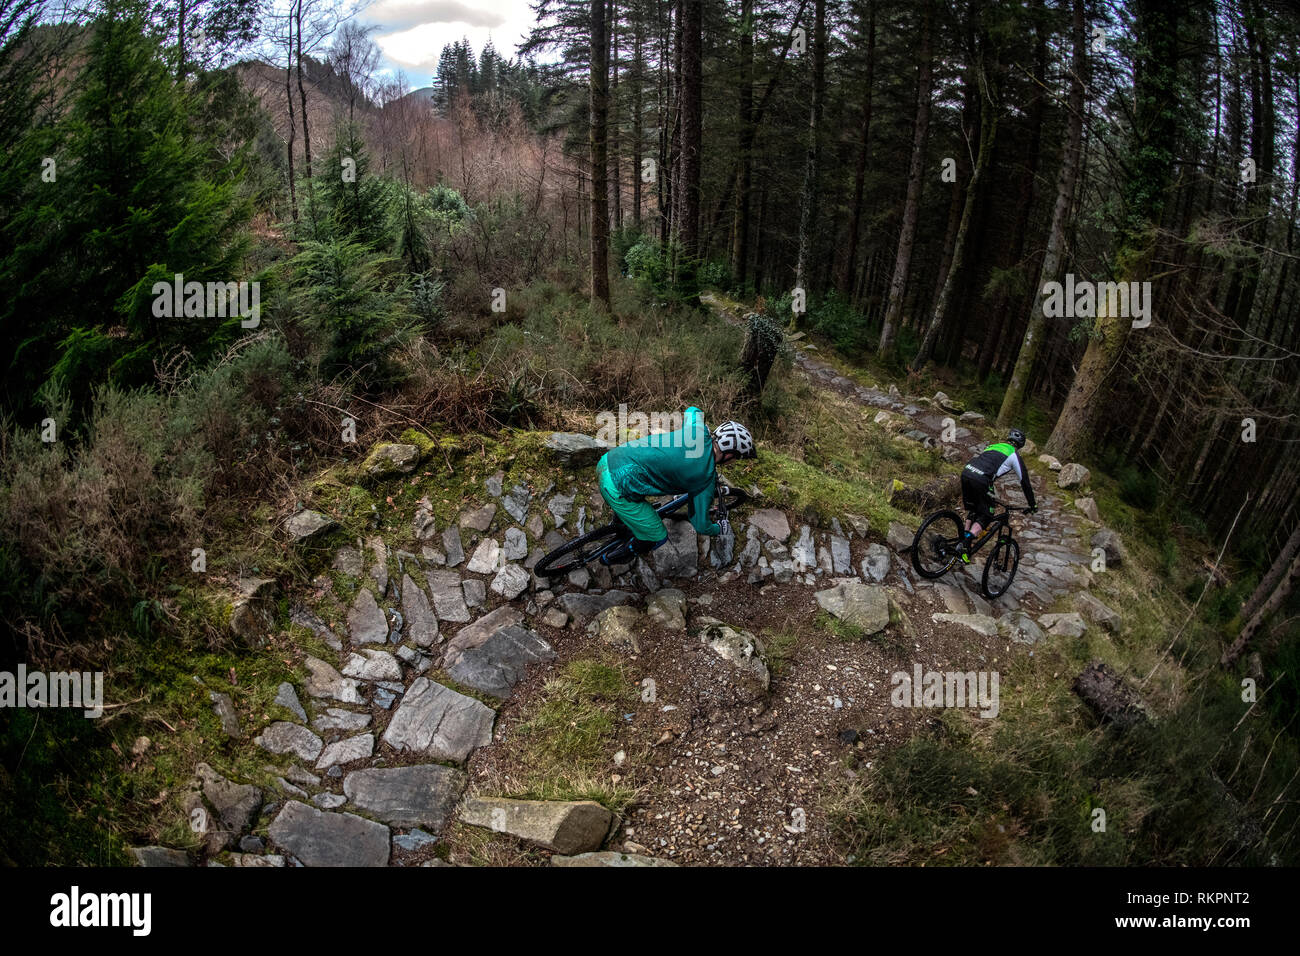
{"left": 362, "top": 443, "right": 420, "bottom": 479}
{"left": 343, "top": 765, "right": 466, "bottom": 829}
{"left": 645, "top": 589, "right": 687, "bottom": 631}
{"left": 545, "top": 433, "right": 614, "bottom": 468}
{"left": 1076, "top": 593, "right": 1121, "bottom": 632}
{"left": 588, "top": 606, "right": 645, "bottom": 653}
{"left": 996, "top": 611, "right": 1045, "bottom": 645}
{"left": 887, "top": 522, "right": 914, "bottom": 552}
{"left": 229, "top": 577, "right": 278, "bottom": 648}
{"left": 860, "top": 543, "right": 890, "bottom": 583}
{"left": 1074, "top": 497, "right": 1100, "bottom": 523}
{"left": 193, "top": 763, "right": 262, "bottom": 852}
{"left": 268, "top": 801, "right": 389, "bottom": 867}
{"left": 815, "top": 581, "right": 890, "bottom": 635}
{"left": 694, "top": 618, "right": 770, "bottom": 693}
{"left": 557, "top": 589, "right": 638, "bottom": 624}
{"left": 748, "top": 508, "right": 791, "bottom": 542}
{"left": 381, "top": 678, "right": 495, "bottom": 762}
{"left": 446, "top": 625, "right": 555, "bottom": 699}
{"left": 1091, "top": 529, "right": 1127, "bottom": 567}
{"left": 653, "top": 520, "right": 698, "bottom": 579}
{"left": 254, "top": 722, "right": 323, "bottom": 761}
{"left": 1057, "top": 463, "right": 1091, "bottom": 489}
{"left": 284, "top": 509, "right": 337, "bottom": 543}
{"left": 1039, "top": 612, "right": 1088, "bottom": 638}
{"left": 442, "top": 605, "right": 525, "bottom": 667}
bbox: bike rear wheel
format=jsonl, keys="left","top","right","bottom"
{"left": 534, "top": 522, "right": 628, "bottom": 577}
{"left": 911, "top": 510, "right": 965, "bottom": 579}
{"left": 981, "top": 538, "right": 1020, "bottom": 599}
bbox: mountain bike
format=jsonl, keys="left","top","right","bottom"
{"left": 909, "top": 500, "right": 1030, "bottom": 599}
{"left": 535, "top": 477, "right": 749, "bottom": 577}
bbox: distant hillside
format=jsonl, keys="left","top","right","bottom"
{"left": 232, "top": 59, "right": 454, "bottom": 177}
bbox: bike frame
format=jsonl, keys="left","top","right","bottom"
{"left": 540, "top": 474, "right": 743, "bottom": 574}
{"left": 929, "top": 501, "right": 1024, "bottom": 575}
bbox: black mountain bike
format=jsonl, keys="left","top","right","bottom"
{"left": 910, "top": 499, "right": 1030, "bottom": 599}
{"left": 535, "top": 478, "right": 749, "bottom": 577}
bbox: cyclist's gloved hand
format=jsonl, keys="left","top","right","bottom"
{"left": 716, "top": 518, "right": 732, "bottom": 539}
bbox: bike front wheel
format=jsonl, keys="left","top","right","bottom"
{"left": 534, "top": 522, "right": 627, "bottom": 577}
{"left": 981, "top": 538, "right": 1020, "bottom": 599}
{"left": 911, "top": 510, "right": 965, "bottom": 579}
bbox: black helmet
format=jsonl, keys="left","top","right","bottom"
{"left": 1007, "top": 429, "right": 1026, "bottom": 449}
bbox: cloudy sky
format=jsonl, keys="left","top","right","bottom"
{"left": 360, "top": 0, "right": 540, "bottom": 85}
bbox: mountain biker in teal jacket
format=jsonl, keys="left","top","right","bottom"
{"left": 596, "top": 408, "right": 756, "bottom": 565}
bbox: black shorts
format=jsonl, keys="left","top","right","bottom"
{"left": 961, "top": 465, "right": 995, "bottom": 524}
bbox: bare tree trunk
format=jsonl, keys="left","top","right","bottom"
{"left": 998, "top": 0, "right": 1085, "bottom": 427}
{"left": 839, "top": 0, "right": 876, "bottom": 293}
{"left": 284, "top": 14, "right": 299, "bottom": 223}
{"left": 1046, "top": 0, "right": 1184, "bottom": 461}
{"left": 1222, "top": 525, "right": 1300, "bottom": 666}
{"left": 913, "top": 53, "right": 997, "bottom": 370}
{"left": 294, "top": 0, "right": 313, "bottom": 181}
{"left": 591, "top": 0, "right": 612, "bottom": 308}
{"left": 632, "top": 19, "right": 643, "bottom": 226}
{"left": 675, "top": 0, "right": 702, "bottom": 287}
{"left": 177, "top": 0, "right": 187, "bottom": 81}
{"left": 793, "top": 0, "right": 827, "bottom": 304}
{"left": 610, "top": 0, "right": 622, "bottom": 231}
{"left": 731, "top": 0, "right": 755, "bottom": 285}
{"left": 1241, "top": 523, "right": 1300, "bottom": 624}
{"left": 877, "top": 0, "right": 933, "bottom": 355}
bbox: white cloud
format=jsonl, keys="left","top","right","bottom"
{"left": 362, "top": 0, "right": 537, "bottom": 79}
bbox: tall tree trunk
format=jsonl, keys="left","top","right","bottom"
{"left": 913, "top": 64, "right": 997, "bottom": 370}
{"left": 1048, "top": 0, "right": 1188, "bottom": 460}
{"left": 284, "top": 14, "right": 299, "bottom": 223}
{"left": 839, "top": 0, "right": 876, "bottom": 293}
{"left": 675, "top": 0, "right": 702, "bottom": 285}
{"left": 632, "top": 24, "right": 643, "bottom": 226}
{"left": 998, "top": 0, "right": 1085, "bottom": 427}
{"left": 877, "top": 0, "right": 933, "bottom": 356}
{"left": 793, "top": 0, "right": 827, "bottom": 304}
{"left": 731, "top": 0, "right": 755, "bottom": 285}
{"left": 294, "top": 0, "right": 312, "bottom": 181}
{"left": 591, "top": 0, "right": 612, "bottom": 309}
{"left": 177, "top": 0, "right": 187, "bottom": 81}
{"left": 610, "top": 0, "right": 622, "bottom": 231}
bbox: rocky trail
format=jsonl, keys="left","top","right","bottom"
{"left": 137, "top": 302, "right": 1131, "bottom": 868}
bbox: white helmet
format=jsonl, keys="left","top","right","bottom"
{"left": 713, "top": 420, "right": 756, "bottom": 459}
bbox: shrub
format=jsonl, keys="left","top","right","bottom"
{"left": 288, "top": 239, "right": 418, "bottom": 388}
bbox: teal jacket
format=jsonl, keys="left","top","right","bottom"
{"left": 602, "top": 406, "right": 721, "bottom": 535}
